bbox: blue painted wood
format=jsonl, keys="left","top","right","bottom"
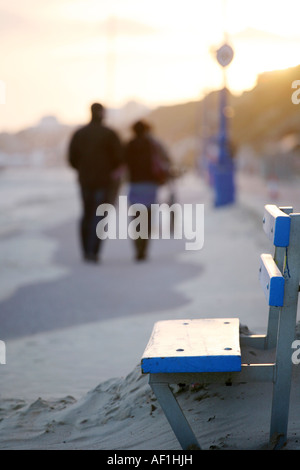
{"left": 141, "top": 319, "right": 241, "bottom": 374}
{"left": 263, "top": 205, "right": 291, "bottom": 247}
{"left": 142, "top": 355, "right": 241, "bottom": 373}
{"left": 259, "top": 254, "right": 285, "bottom": 306}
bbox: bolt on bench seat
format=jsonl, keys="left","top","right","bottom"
{"left": 141, "top": 205, "right": 300, "bottom": 450}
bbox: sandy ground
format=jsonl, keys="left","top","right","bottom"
{"left": 0, "top": 166, "right": 299, "bottom": 451}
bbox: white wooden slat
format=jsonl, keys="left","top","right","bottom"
{"left": 259, "top": 253, "right": 285, "bottom": 306}
{"left": 141, "top": 318, "right": 241, "bottom": 373}
{"left": 263, "top": 204, "right": 291, "bottom": 247}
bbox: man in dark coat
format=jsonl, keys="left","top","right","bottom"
{"left": 68, "top": 103, "right": 123, "bottom": 262}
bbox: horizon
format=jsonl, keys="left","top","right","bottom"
{"left": 1, "top": 0, "right": 300, "bottom": 133}
{"left": 3, "top": 60, "right": 298, "bottom": 135}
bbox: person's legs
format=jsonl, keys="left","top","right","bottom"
{"left": 128, "top": 182, "right": 158, "bottom": 262}
{"left": 133, "top": 207, "right": 152, "bottom": 261}
{"left": 80, "top": 188, "right": 92, "bottom": 257}
{"left": 134, "top": 238, "right": 147, "bottom": 260}
{"left": 80, "top": 188, "right": 106, "bottom": 262}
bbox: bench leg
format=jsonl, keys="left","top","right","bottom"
{"left": 269, "top": 305, "right": 297, "bottom": 449}
{"left": 269, "top": 370, "right": 292, "bottom": 449}
{"left": 149, "top": 377, "right": 201, "bottom": 450}
{"left": 265, "top": 306, "right": 279, "bottom": 349}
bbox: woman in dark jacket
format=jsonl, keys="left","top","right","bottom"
{"left": 124, "top": 120, "right": 170, "bottom": 261}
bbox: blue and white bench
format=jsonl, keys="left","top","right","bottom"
{"left": 141, "top": 205, "right": 300, "bottom": 450}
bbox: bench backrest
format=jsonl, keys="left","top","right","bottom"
{"left": 259, "top": 205, "right": 300, "bottom": 340}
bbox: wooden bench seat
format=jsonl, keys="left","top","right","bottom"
{"left": 141, "top": 318, "right": 241, "bottom": 374}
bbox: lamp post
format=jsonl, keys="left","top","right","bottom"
{"left": 106, "top": 16, "right": 117, "bottom": 107}
{"left": 214, "top": 42, "right": 235, "bottom": 207}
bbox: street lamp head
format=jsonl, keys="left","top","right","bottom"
{"left": 216, "top": 43, "right": 234, "bottom": 68}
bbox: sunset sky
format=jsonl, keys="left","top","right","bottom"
{"left": 0, "top": 0, "right": 300, "bottom": 131}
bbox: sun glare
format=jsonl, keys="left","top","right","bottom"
{"left": 1, "top": 0, "right": 300, "bottom": 130}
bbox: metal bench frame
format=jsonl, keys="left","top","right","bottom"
{"left": 141, "top": 205, "right": 300, "bottom": 450}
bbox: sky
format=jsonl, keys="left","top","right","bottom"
{"left": 0, "top": 0, "right": 300, "bottom": 132}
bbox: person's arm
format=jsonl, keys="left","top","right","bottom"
{"left": 110, "top": 130, "right": 124, "bottom": 170}
{"left": 68, "top": 131, "right": 80, "bottom": 169}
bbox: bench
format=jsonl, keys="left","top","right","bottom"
{"left": 141, "top": 205, "right": 300, "bottom": 450}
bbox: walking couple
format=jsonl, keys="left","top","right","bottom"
{"left": 68, "top": 103, "right": 172, "bottom": 263}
